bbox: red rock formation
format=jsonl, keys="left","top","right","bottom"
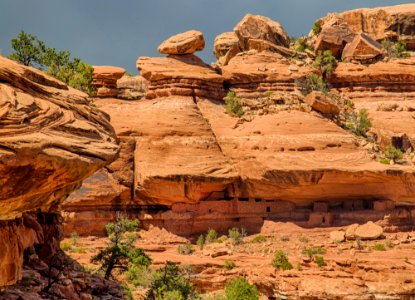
{"left": 322, "top": 4, "right": 415, "bottom": 50}
{"left": 342, "top": 33, "right": 385, "bottom": 62}
{"left": 213, "top": 32, "right": 239, "bottom": 59}
{"left": 116, "top": 75, "right": 147, "bottom": 100}
{"left": 92, "top": 65, "right": 126, "bottom": 97}
{"left": 0, "top": 55, "right": 118, "bottom": 286}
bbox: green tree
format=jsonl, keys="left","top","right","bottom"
{"left": 225, "top": 277, "right": 259, "bottom": 300}
{"left": 149, "top": 261, "right": 199, "bottom": 300}
{"left": 312, "top": 20, "right": 322, "bottom": 36}
{"left": 8, "top": 31, "right": 45, "bottom": 66}
{"left": 91, "top": 215, "right": 152, "bottom": 279}
{"left": 8, "top": 31, "right": 95, "bottom": 95}
{"left": 272, "top": 250, "right": 293, "bottom": 271}
{"left": 224, "top": 91, "right": 244, "bottom": 117}
{"left": 344, "top": 108, "right": 372, "bottom": 138}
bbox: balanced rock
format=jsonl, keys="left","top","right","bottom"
{"left": 158, "top": 30, "right": 205, "bottom": 55}
{"left": 234, "top": 14, "right": 290, "bottom": 51}
{"left": 342, "top": 33, "right": 385, "bottom": 62}
{"left": 314, "top": 16, "right": 356, "bottom": 58}
{"left": 304, "top": 91, "right": 340, "bottom": 115}
{"left": 214, "top": 32, "right": 239, "bottom": 59}
{"left": 93, "top": 66, "right": 126, "bottom": 98}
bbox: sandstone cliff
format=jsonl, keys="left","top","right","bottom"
{"left": 0, "top": 55, "right": 119, "bottom": 287}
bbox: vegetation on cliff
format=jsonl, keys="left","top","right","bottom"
{"left": 8, "top": 30, "right": 95, "bottom": 95}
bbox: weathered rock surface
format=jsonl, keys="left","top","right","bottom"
{"left": 342, "top": 33, "right": 385, "bottom": 62}
{"left": 314, "top": 16, "right": 356, "bottom": 57}
{"left": 320, "top": 4, "right": 415, "bottom": 50}
{"left": 0, "top": 55, "right": 118, "bottom": 286}
{"left": 234, "top": 14, "right": 290, "bottom": 51}
{"left": 304, "top": 91, "right": 340, "bottom": 115}
{"left": 158, "top": 30, "right": 205, "bottom": 55}
{"left": 330, "top": 58, "right": 415, "bottom": 146}
{"left": 92, "top": 65, "right": 126, "bottom": 98}
{"left": 346, "top": 221, "right": 384, "bottom": 240}
{"left": 116, "top": 75, "right": 147, "bottom": 100}
{"left": 137, "top": 54, "right": 225, "bottom": 100}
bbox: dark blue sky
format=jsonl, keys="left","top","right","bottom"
{"left": 0, "top": 1, "right": 412, "bottom": 73}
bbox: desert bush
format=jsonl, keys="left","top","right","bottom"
{"left": 224, "top": 91, "right": 244, "bottom": 117}
{"left": 250, "top": 235, "right": 266, "bottom": 243}
{"left": 313, "top": 50, "right": 337, "bottom": 79}
{"left": 296, "top": 37, "right": 314, "bottom": 52}
{"left": 344, "top": 108, "right": 372, "bottom": 138}
{"left": 299, "top": 236, "right": 310, "bottom": 243}
{"left": 177, "top": 242, "right": 194, "bottom": 255}
{"left": 272, "top": 250, "right": 293, "bottom": 271}
{"left": 312, "top": 20, "right": 322, "bottom": 36}
{"left": 223, "top": 259, "right": 236, "bottom": 270}
{"left": 225, "top": 277, "right": 259, "bottom": 300}
{"left": 298, "top": 73, "right": 328, "bottom": 95}
{"left": 384, "top": 144, "right": 403, "bottom": 162}
{"left": 91, "top": 214, "right": 151, "bottom": 279}
{"left": 206, "top": 229, "right": 218, "bottom": 244}
{"left": 228, "top": 227, "right": 246, "bottom": 245}
{"left": 315, "top": 256, "right": 326, "bottom": 267}
{"left": 60, "top": 242, "right": 72, "bottom": 252}
{"left": 302, "top": 246, "right": 326, "bottom": 257}
{"left": 280, "top": 235, "right": 290, "bottom": 242}
{"left": 149, "top": 261, "right": 199, "bottom": 300}
{"left": 382, "top": 39, "right": 410, "bottom": 59}
{"left": 8, "top": 30, "right": 95, "bottom": 95}
{"left": 197, "top": 234, "right": 205, "bottom": 250}
{"left": 125, "top": 265, "right": 153, "bottom": 287}
{"left": 372, "top": 243, "right": 386, "bottom": 251}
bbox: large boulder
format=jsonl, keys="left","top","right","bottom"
{"left": 234, "top": 14, "right": 290, "bottom": 51}
{"left": 0, "top": 55, "right": 118, "bottom": 286}
{"left": 342, "top": 33, "right": 385, "bottom": 62}
{"left": 314, "top": 16, "right": 356, "bottom": 58}
{"left": 304, "top": 91, "right": 340, "bottom": 115}
{"left": 158, "top": 30, "right": 205, "bottom": 55}
{"left": 213, "top": 32, "right": 239, "bottom": 59}
{"left": 346, "top": 222, "right": 384, "bottom": 240}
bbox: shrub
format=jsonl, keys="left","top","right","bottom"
{"left": 384, "top": 145, "right": 403, "bottom": 162}
{"left": 60, "top": 242, "right": 72, "bottom": 252}
{"left": 177, "top": 242, "right": 194, "bottom": 255}
{"left": 302, "top": 246, "right": 326, "bottom": 257}
{"left": 197, "top": 234, "right": 205, "bottom": 250}
{"left": 272, "top": 250, "right": 293, "bottom": 271}
{"left": 280, "top": 235, "right": 290, "bottom": 242}
{"left": 382, "top": 39, "right": 410, "bottom": 59}
{"left": 298, "top": 73, "right": 328, "bottom": 95}
{"left": 299, "top": 236, "right": 310, "bottom": 243}
{"left": 150, "top": 261, "right": 198, "bottom": 300}
{"left": 296, "top": 37, "right": 314, "bottom": 52}
{"left": 125, "top": 265, "right": 153, "bottom": 287}
{"left": 380, "top": 158, "right": 391, "bottom": 165}
{"left": 372, "top": 243, "right": 386, "bottom": 251}
{"left": 70, "top": 232, "right": 79, "bottom": 246}
{"left": 312, "top": 20, "right": 322, "bottom": 36}
{"left": 250, "top": 235, "right": 266, "bottom": 243}
{"left": 228, "top": 228, "right": 246, "bottom": 245}
{"left": 90, "top": 215, "right": 152, "bottom": 279}
{"left": 345, "top": 109, "right": 372, "bottom": 138}
{"left": 206, "top": 229, "right": 218, "bottom": 244}
{"left": 315, "top": 256, "right": 326, "bottom": 267}
{"left": 225, "top": 277, "right": 259, "bottom": 300}
{"left": 346, "top": 99, "right": 355, "bottom": 109}
{"left": 386, "top": 240, "right": 394, "bottom": 249}
{"left": 313, "top": 50, "right": 337, "bottom": 79}
{"left": 8, "top": 30, "right": 95, "bottom": 95}
{"left": 224, "top": 91, "right": 244, "bottom": 117}
{"left": 223, "top": 259, "right": 236, "bottom": 270}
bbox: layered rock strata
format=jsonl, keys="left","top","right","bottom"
{"left": 116, "top": 75, "right": 147, "bottom": 100}
{"left": 0, "top": 55, "right": 118, "bottom": 286}
{"left": 92, "top": 65, "right": 126, "bottom": 97}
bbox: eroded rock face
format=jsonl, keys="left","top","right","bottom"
{"left": 92, "top": 65, "right": 126, "bottom": 97}
{"left": 213, "top": 32, "right": 239, "bottom": 59}
{"left": 0, "top": 55, "right": 118, "bottom": 286}
{"left": 324, "top": 4, "right": 415, "bottom": 50}
{"left": 116, "top": 75, "right": 147, "bottom": 100}
{"left": 158, "top": 30, "right": 205, "bottom": 55}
